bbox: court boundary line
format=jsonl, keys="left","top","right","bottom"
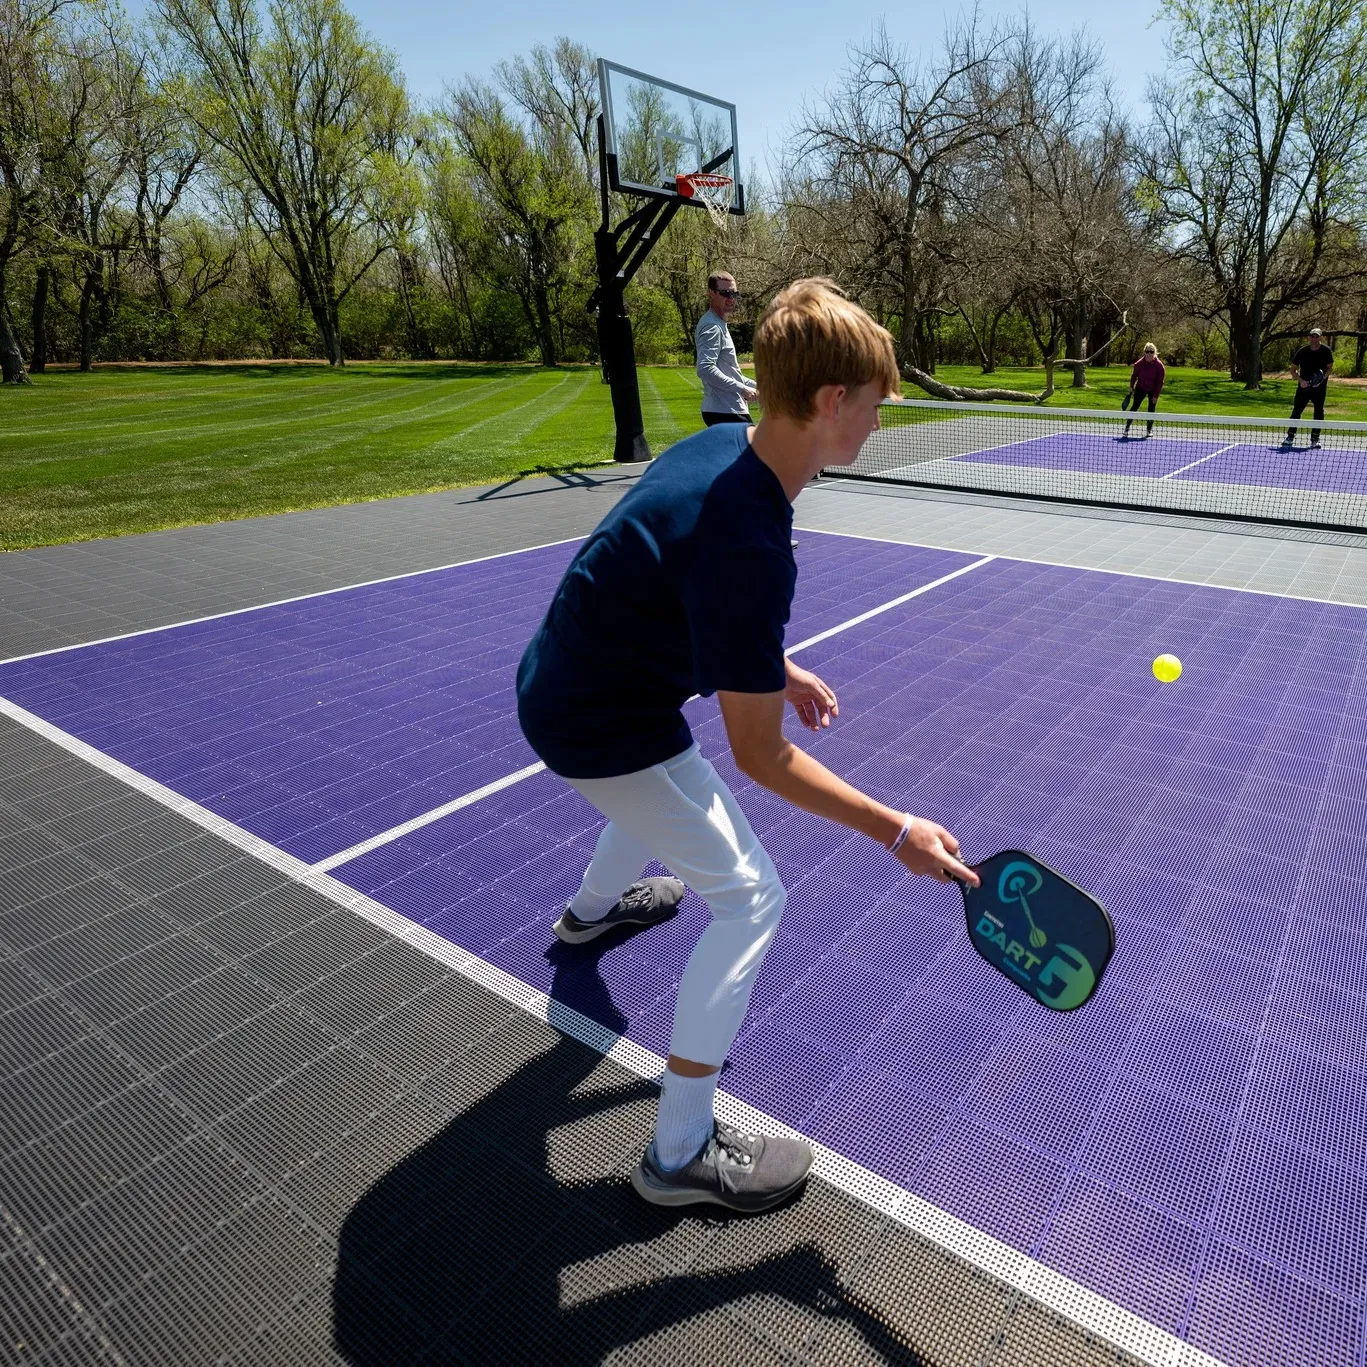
{"left": 1159, "top": 441, "right": 1240, "bottom": 481}
{"left": 0, "top": 534, "right": 589, "bottom": 668}
{"left": 883, "top": 394, "right": 1367, "bottom": 434}
{"left": 943, "top": 431, "right": 1059, "bottom": 464}
{"left": 313, "top": 761, "right": 548, "bottom": 873}
{"left": 310, "top": 554, "right": 997, "bottom": 873}
{"left": 0, "top": 690, "right": 1224, "bottom": 1367}
{"left": 793, "top": 507, "right": 1367, "bottom": 610}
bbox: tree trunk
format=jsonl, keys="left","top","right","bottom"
{"left": 532, "top": 279, "right": 557, "bottom": 366}
{"left": 311, "top": 294, "right": 344, "bottom": 366}
{"left": 1068, "top": 314, "right": 1089, "bottom": 387}
{"left": 397, "top": 250, "right": 433, "bottom": 359}
{"left": 321, "top": 314, "right": 344, "bottom": 365}
{"left": 0, "top": 272, "right": 30, "bottom": 384}
{"left": 1227, "top": 301, "right": 1259, "bottom": 386}
{"left": 896, "top": 230, "right": 919, "bottom": 374}
{"left": 901, "top": 363, "right": 1049, "bottom": 404}
{"left": 1240, "top": 324, "right": 1262, "bottom": 390}
{"left": 30, "top": 267, "right": 49, "bottom": 373}
{"left": 983, "top": 312, "right": 1001, "bottom": 374}
{"left": 78, "top": 257, "right": 103, "bottom": 372}
{"left": 911, "top": 312, "right": 937, "bottom": 373}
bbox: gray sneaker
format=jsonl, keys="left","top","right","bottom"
{"left": 553, "top": 876, "right": 684, "bottom": 944}
{"left": 631, "top": 1121, "right": 814, "bottom": 1212}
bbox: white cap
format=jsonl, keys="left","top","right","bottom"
{"left": 1310, "top": 327, "right": 1323, "bottom": 336}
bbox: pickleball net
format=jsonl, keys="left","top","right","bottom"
{"left": 831, "top": 398, "right": 1367, "bottom": 534}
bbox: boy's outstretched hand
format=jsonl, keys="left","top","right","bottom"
{"left": 784, "top": 661, "right": 838, "bottom": 731}
{"left": 893, "top": 817, "right": 979, "bottom": 885}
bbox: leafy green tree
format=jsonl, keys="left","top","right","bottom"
{"left": 0, "top": 0, "right": 68, "bottom": 382}
{"left": 43, "top": 4, "right": 147, "bottom": 370}
{"left": 438, "top": 63, "right": 596, "bottom": 365}
{"left": 157, "top": 0, "right": 413, "bottom": 365}
{"left": 1146, "top": 0, "right": 1367, "bottom": 386}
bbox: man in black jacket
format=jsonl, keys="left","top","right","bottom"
{"left": 1284, "top": 328, "right": 1333, "bottom": 449}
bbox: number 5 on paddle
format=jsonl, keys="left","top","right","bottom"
{"left": 957, "top": 850, "right": 1115, "bottom": 1011}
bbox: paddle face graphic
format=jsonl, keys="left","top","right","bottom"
{"left": 961, "top": 851, "right": 1114, "bottom": 1011}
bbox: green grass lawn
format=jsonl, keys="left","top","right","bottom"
{"left": 0, "top": 362, "right": 711, "bottom": 550}
{"left": 3, "top": 358, "right": 1364, "bottom": 550}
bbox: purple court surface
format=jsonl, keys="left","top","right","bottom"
{"left": 3, "top": 530, "right": 1366, "bottom": 1366}
{"left": 952, "top": 430, "right": 1367, "bottom": 495}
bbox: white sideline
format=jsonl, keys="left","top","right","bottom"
{"left": 0, "top": 690, "right": 1225, "bottom": 1367}
{"left": 794, "top": 510, "right": 1367, "bottom": 610}
{"left": 310, "top": 553, "right": 996, "bottom": 872}
{"left": 1159, "top": 441, "right": 1239, "bottom": 480}
{"left": 883, "top": 394, "right": 1367, "bottom": 434}
{"left": 0, "top": 534, "right": 589, "bottom": 667}
{"left": 312, "top": 762, "right": 548, "bottom": 873}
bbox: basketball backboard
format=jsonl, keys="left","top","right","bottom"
{"left": 597, "top": 59, "right": 744, "bottom": 216}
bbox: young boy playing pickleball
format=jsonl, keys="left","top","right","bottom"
{"left": 516, "top": 277, "right": 977, "bottom": 1213}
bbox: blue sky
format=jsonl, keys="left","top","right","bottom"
{"left": 340, "top": 0, "right": 1173, "bottom": 173}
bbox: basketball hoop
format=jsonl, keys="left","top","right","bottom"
{"left": 676, "top": 172, "right": 734, "bottom": 230}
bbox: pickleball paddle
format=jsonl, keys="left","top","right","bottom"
{"left": 957, "top": 850, "right": 1114, "bottom": 1011}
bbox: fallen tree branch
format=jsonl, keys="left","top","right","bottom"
{"left": 901, "top": 363, "right": 1044, "bottom": 402}
{"left": 901, "top": 311, "right": 1129, "bottom": 405}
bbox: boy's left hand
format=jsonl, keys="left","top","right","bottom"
{"left": 785, "top": 663, "right": 839, "bottom": 731}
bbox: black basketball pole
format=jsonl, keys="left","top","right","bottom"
{"left": 594, "top": 117, "right": 651, "bottom": 464}
{"left": 589, "top": 116, "right": 734, "bottom": 464}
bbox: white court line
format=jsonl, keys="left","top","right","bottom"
{"left": 1159, "top": 441, "right": 1239, "bottom": 480}
{"left": 0, "top": 690, "right": 1225, "bottom": 1367}
{"left": 785, "top": 554, "right": 995, "bottom": 652}
{"left": 312, "top": 761, "right": 548, "bottom": 873}
{"left": 0, "top": 534, "right": 588, "bottom": 667}
{"left": 793, "top": 507, "right": 1367, "bottom": 610}
{"left": 310, "top": 554, "right": 997, "bottom": 872}
{"left": 943, "top": 432, "right": 1059, "bottom": 463}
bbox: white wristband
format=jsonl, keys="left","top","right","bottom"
{"left": 887, "top": 814, "right": 913, "bottom": 855}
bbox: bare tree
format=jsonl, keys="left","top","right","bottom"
{"left": 497, "top": 38, "right": 599, "bottom": 183}
{"left": 1144, "top": 0, "right": 1367, "bottom": 387}
{"left": 792, "top": 20, "right": 1016, "bottom": 375}
{"left": 995, "top": 34, "right": 1146, "bottom": 391}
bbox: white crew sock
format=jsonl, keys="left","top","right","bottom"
{"left": 568, "top": 885, "right": 619, "bottom": 922}
{"left": 653, "top": 1067, "right": 719, "bottom": 1171}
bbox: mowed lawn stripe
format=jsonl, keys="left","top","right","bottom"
{"left": 1, "top": 372, "right": 547, "bottom": 492}
{"left": 1, "top": 370, "right": 522, "bottom": 463}
{"left": 641, "top": 371, "right": 687, "bottom": 450}
{"left": 5, "top": 381, "right": 396, "bottom": 444}
{"left": 1, "top": 365, "right": 638, "bottom": 547}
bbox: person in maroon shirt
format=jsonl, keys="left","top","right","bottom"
{"left": 1124, "top": 342, "right": 1166, "bottom": 438}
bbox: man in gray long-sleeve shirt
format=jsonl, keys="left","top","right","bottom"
{"left": 695, "top": 272, "right": 758, "bottom": 425}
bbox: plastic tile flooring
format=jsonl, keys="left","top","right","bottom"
{"left": 4, "top": 470, "right": 1367, "bottom": 1366}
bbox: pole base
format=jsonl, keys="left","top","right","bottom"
{"left": 614, "top": 433, "right": 651, "bottom": 463}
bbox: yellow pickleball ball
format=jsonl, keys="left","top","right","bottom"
{"left": 1152, "top": 653, "right": 1183, "bottom": 683}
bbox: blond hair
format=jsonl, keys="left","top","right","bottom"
{"left": 754, "top": 278, "right": 899, "bottom": 421}
{"left": 1143, "top": 342, "right": 1157, "bottom": 355}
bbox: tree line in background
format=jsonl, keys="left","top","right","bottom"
{"left": 3, "top": 0, "right": 1367, "bottom": 391}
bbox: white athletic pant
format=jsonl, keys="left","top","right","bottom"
{"left": 565, "top": 744, "right": 786, "bottom": 1068}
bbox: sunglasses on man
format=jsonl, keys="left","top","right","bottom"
{"left": 712, "top": 288, "right": 741, "bottom": 299}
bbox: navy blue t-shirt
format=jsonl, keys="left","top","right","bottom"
{"left": 516, "top": 423, "right": 795, "bottom": 779}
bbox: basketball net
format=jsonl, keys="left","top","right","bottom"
{"left": 676, "top": 172, "right": 733, "bottom": 231}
